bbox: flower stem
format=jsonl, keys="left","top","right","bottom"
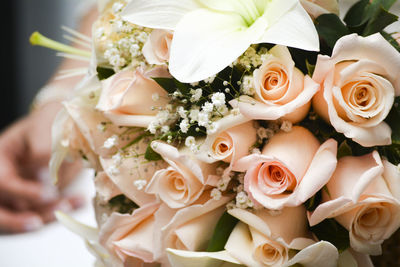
{"left": 30, "top": 31, "right": 91, "bottom": 58}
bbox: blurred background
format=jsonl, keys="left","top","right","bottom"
{"left": 0, "top": 1, "right": 97, "bottom": 267}
{"left": 1, "top": 0, "right": 92, "bottom": 130}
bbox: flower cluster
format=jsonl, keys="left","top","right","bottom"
{"left": 46, "top": 0, "right": 400, "bottom": 267}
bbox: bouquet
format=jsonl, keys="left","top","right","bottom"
{"left": 32, "top": 0, "right": 400, "bottom": 266}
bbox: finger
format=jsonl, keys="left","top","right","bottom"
{"left": 0, "top": 206, "right": 43, "bottom": 233}
{"left": 37, "top": 195, "right": 84, "bottom": 223}
{"left": 0, "top": 175, "right": 59, "bottom": 204}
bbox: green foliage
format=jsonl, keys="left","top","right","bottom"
{"left": 310, "top": 219, "right": 350, "bottom": 252}
{"left": 381, "top": 31, "right": 400, "bottom": 52}
{"left": 153, "top": 77, "right": 190, "bottom": 95}
{"left": 386, "top": 97, "right": 400, "bottom": 145}
{"left": 337, "top": 140, "right": 353, "bottom": 159}
{"left": 288, "top": 47, "right": 318, "bottom": 75}
{"left": 304, "top": 190, "right": 322, "bottom": 212}
{"left": 378, "top": 97, "right": 400, "bottom": 164}
{"left": 145, "top": 143, "right": 162, "bottom": 161}
{"left": 108, "top": 194, "right": 139, "bottom": 214}
{"left": 97, "top": 66, "right": 115, "bottom": 80}
{"left": 206, "top": 211, "right": 239, "bottom": 252}
{"left": 313, "top": 0, "right": 399, "bottom": 54}
{"left": 315, "top": 14, "right": 350, "bottom": 50}
{"left": 344, "top": 0, "right": 398, "bottom": 36}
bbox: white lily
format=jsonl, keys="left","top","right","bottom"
{"left": 122, "top": 0, "right": 319, "bottom": 83}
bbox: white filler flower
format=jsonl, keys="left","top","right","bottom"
{"left": 122, "top": 0, "right": 319, "bottom": 83}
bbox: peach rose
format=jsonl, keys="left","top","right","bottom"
{"left": 99, "top": 202, "right": 162, "bottom": 264}
{"left": 224, "top": 206, "right": 338, "bottom": 267}
{"left": 393, "top": 32, "right": 400, "bottom": 45}
{"left": 100, "top": 137, "right": 168, "bottom": 207}
{"left": 235, "top": 45, "right": 319, "bottom": 123}
{"left": 234, "top": 126, "right": 337, "bottom": 210}
{"left": 146, "top": 141, "right": 219, "bottom": 208}
{"left": 197, "top": 114, "right": 255, "bottom": 164}
{"left": 309, "top": 151, "right": 400, "bottom": 255}
{"left": 143, "top": 29, "right": 173, "bottom": 65}
{"left": 94, "top": 171, "right": 123, "bottom": 203}
{"left": 300, "top": 0, "right": 339, "bottom": 19}
{"left": 51, "top": 75, "right": 119, "bottom": 180}
{"left": 312, "top": 33, "right": 400, "bottom": 147}
{"left": 96, "top": 67, "right": 170, "bottom": 128}
{"left": 153, "top": 194, "right": 232, "bottom": 264}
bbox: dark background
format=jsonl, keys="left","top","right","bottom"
{"left": 1, "top": 0, "right": 85, "bottom": 130}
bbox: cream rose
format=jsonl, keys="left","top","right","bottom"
{"left": 146, "top": 141, "right": 219, "bottom": 209}
{"left": 300, "top": 0, "right": 339, "bottom": 19}
{"left": 100, "top": 137, "right": 168, "bottom": 207}
{"left": 224, "top": 206, "right": 338, "bottom": 267}
{"left": 309, "top": 151, "right": 400, "bottom": 255}
{"left": 312, "top": 33, "right": 400, "bottom": 147}
{"left": 234, "top": 126, "right": 337, "bottom": 210}
{"left": 235, "top": 45, "right": 319, "bottom": 123}
{"left": 94, "top": 171, "right": 122, "bottom": 202}
{"left": 99, "top": 202, "right": 162, "bottom": 264}
{"left": 197, "top": 114, "right": 255, "bottom": 164}
{"left": 153, "top": 194, "right": 232, "bottom": 264}
{"left": 96, "top": 67, "right": 170, "bottom": 128}
{"left": 143, "top": 29, "right": 173, "bottom": 65}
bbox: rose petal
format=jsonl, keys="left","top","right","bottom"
{"left": 236, "top": 76, "right": 319, "bottom": 123}
{"left": 284, "top": 241, "right": 338, "bottom": 267}
{"left": 166, "top": 248, "right": 242, "bottom": 267}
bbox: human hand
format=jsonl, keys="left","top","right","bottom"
{"left": 0, "top": 102, "right": 83, "bottom": 233}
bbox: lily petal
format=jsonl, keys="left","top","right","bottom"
{"left": 121, "top": 0, "right": 200, "bottom": 30}
{"left": 259, "top": 1, "right": 319, "bottom": 51}
{"left": 169, "top": 9, "right": 266, "bottom": 82}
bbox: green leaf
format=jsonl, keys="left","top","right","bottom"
{"left": 385, "top": 97, "right": 400, "bottom": 145}
{"left": 315, "top": 14, "right": 350, "bottom": 49}
{"left": 304, "top": 190, "right": 322, "bottom": 212}
{"left": 305, "top": 60, "right": 316, "bottom": 77}
{"left": 344, "top": 0, "right": 369, "bottom": 29}
{"left": 378, "top": 144, "right": 400, "bottom": 165}
{"left": 344, "top": 0, "right": 397, "bottom": 34}
{"left": 363, "top": 6, "right": 398, "bottom": 36}
{"left": 152, "top": 77, "right": 191, "bottom": 95}
{"left": 108, "top": 194, "right": 139, "bottom": 214}
{"left": 337, "top": 140, "right": 353, "bottom": 159}
{"left": 206, "top": 211, "right": 238, "bottom": 252}
{"left": 310, "top": 219, "right": 350, "bottom": 253}
{"left": 97, "top": 66, "right": 115, "bottom": 80}
{"left": 152, "top": 77, "right": 177, "bottom": 94}
{"left": 381, "top": 31, "right": 400, "bottom": 52}
{"left": 145, "top": 143, "right": 162, "bottom": 161}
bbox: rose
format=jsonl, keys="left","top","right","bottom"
{"left": 309, "top": 151, "right": 400, "bottom": 255}
{"left": 96, "top": 67, "right": 170, "bottom": 128}
{"left": 100, "top": 137, "right": 168, "bottom": 207}
{"left": 233, "top": 126, "right": 337, "bottom": 210}
{"left": 146, "top": 141, "right": 219, "bottom": 208}
{"left": 224, "top": 206, "right": 339, "bottom": 267}
{"left": 235, "top": 45, "right": 319, "bottom": 123}
{"left": 393, "top": 32, "right": 400, "bottom": 45}
{"left": 312, "top": 33, "right": 400, "bottom": 147}
{"left": 99, "top": 202, "right": 163, "bottom": 264}
{"left": 197, "top": 114, "right": 255, "bottom": 164}
{"left": 300, "top": 0, "right": 339, "bottom": 19}
{"left": 143, "top": 29, "right": 173, "bottom": 65}
{"left": 153, "top": 193, "right": 232, "bottom": 264}
{"left": 94, "top": 171, "right": 122, "bottom": 202}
